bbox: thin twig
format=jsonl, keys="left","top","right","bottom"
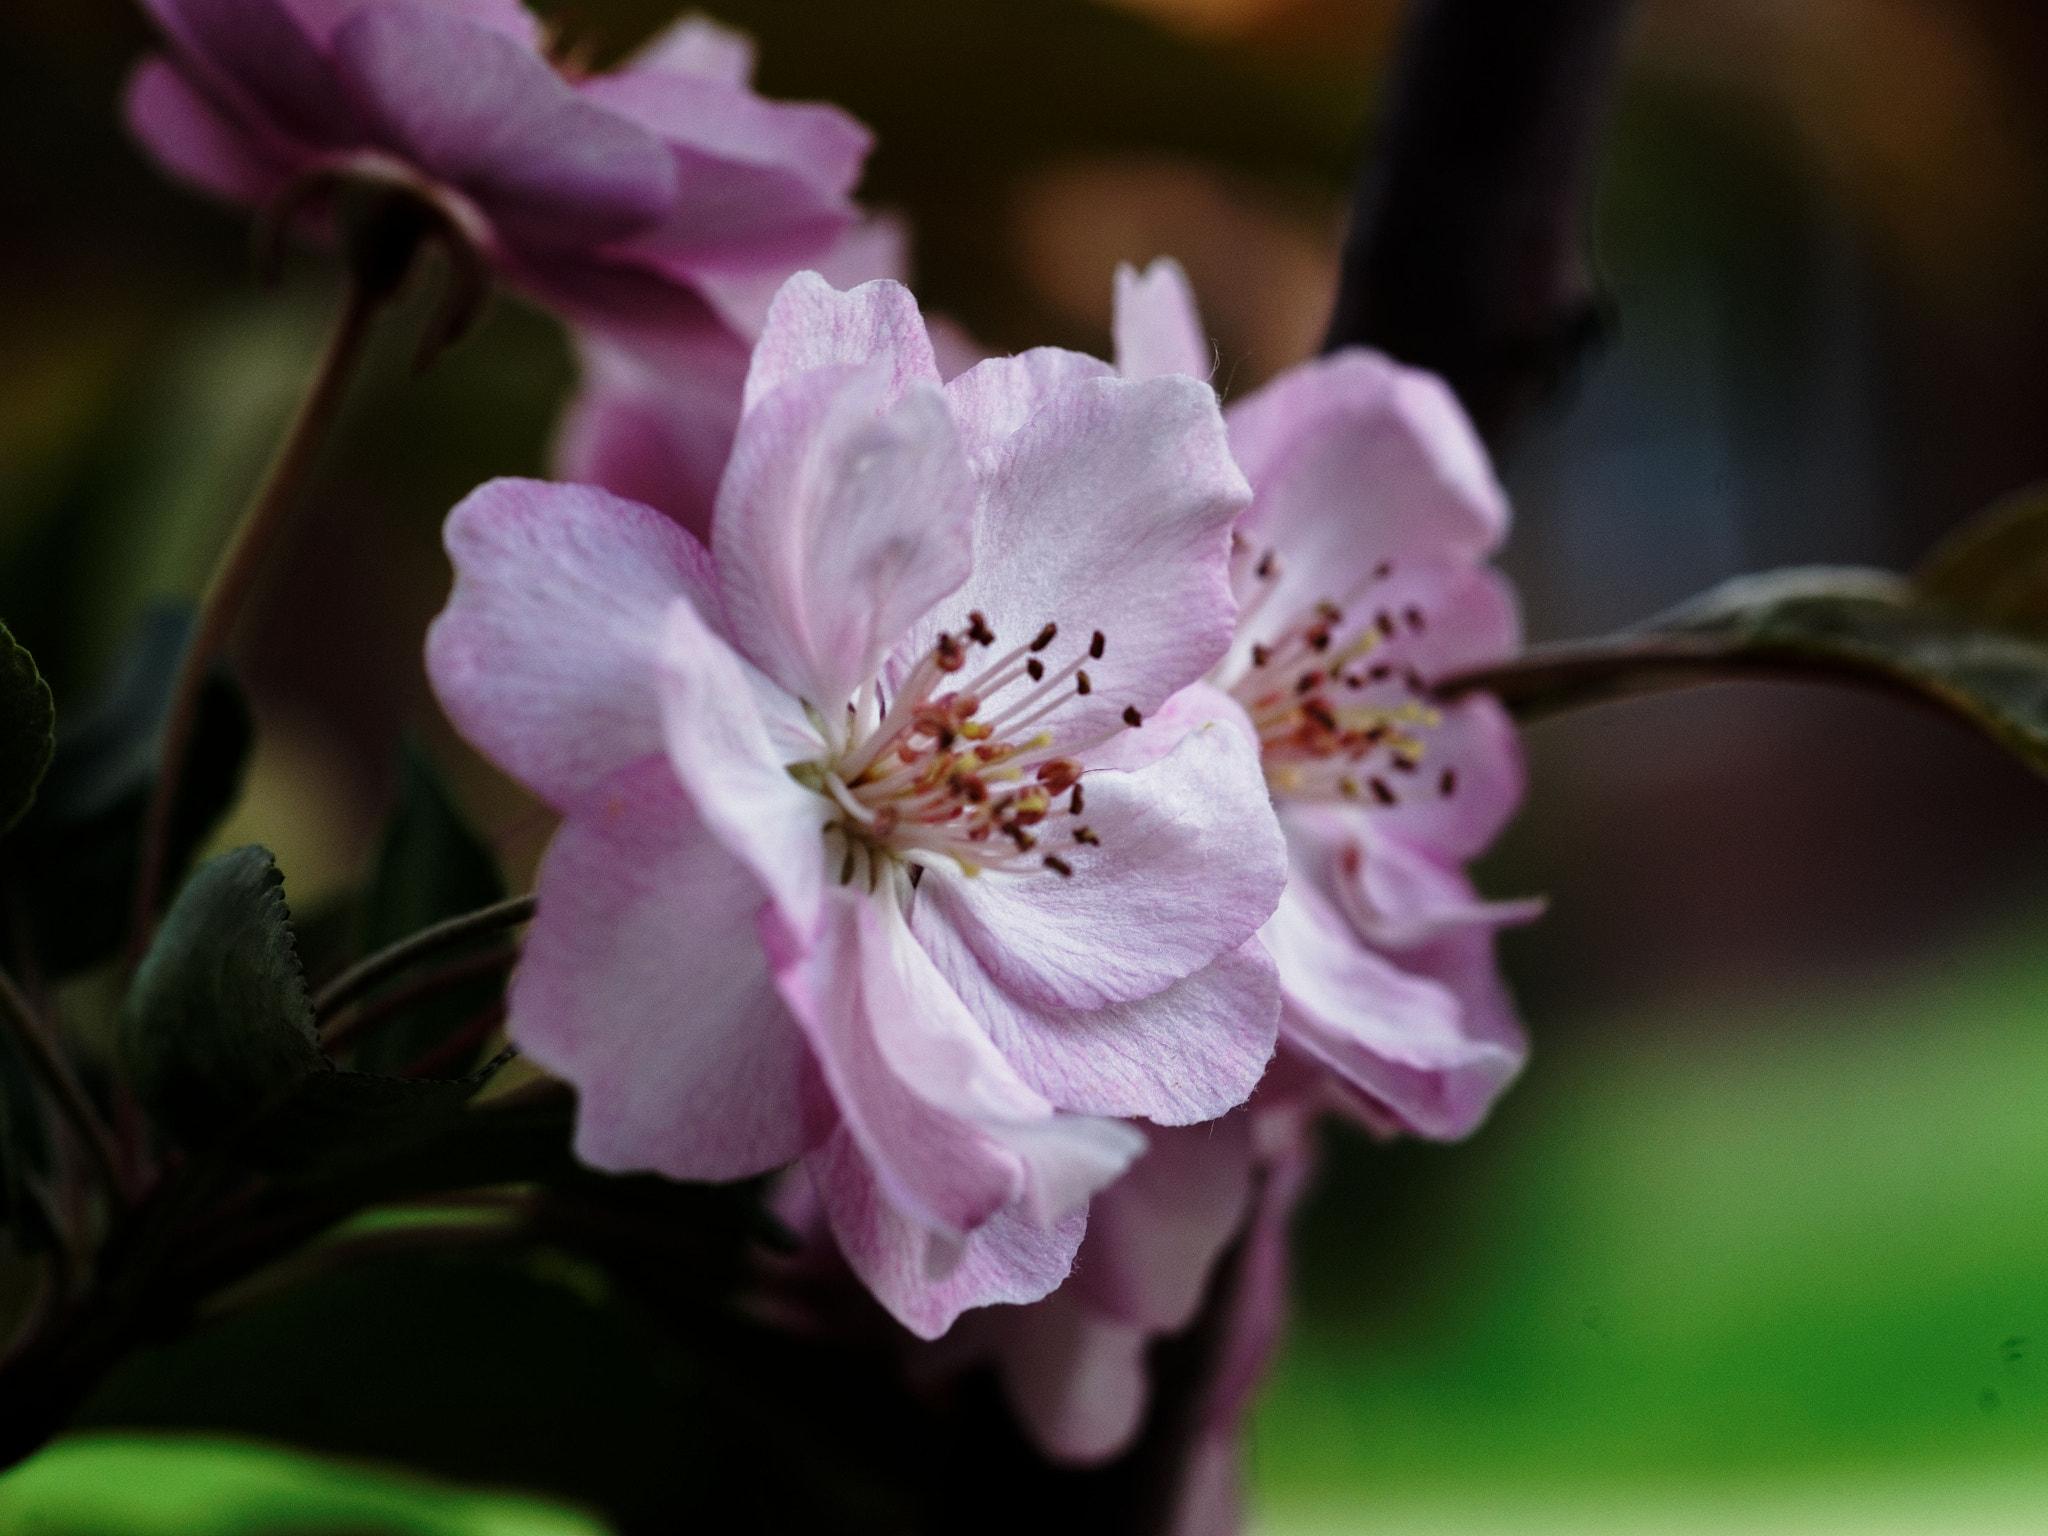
{"left": 317, "top": 941, "right": 517, "bottom": 1055}
{"left": 0, "top": 969, "right": 127, "bottom": 1207}
{"left": 129, "top": 278, "right": 385, "bottom": 961}
{"left": 311, "top": 894, "right": 536, "bottom": 1022}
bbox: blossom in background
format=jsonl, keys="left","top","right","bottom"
{"left": 427, "top": 273, "right": 1288, "bottom": 1337}
{"left": 126, "top": 0, "right": 870, "bottom": 354}
{"left": 981, "top": 260, "right": 1536, "bottom": 1492}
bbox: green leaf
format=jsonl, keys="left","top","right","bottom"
{"left": 122, "top": 846, "right": 506, "bottom": 1177}
{"left": 350, "top": 743, "right": 506, "bottom": 1077}
{"left": 1914, "top": 480, "right": 2048, "bottom": 639}
{"left": 1456, "top": 567, "right": 2048, "bottom": 777}
{"left": 3, "top": 606, "right": 252, "bottom": 977}
{"left": 121, "top": 846, "right": 324, "bottom": 1152}
{"left": 0, "top": 622, "right": 54, "bottom": 837}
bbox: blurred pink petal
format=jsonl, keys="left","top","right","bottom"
{"left": 1114, "top": 256, "right": 1213, "bottom": 383}
{"left": 123, "top": 57, "right": 290, "bottom": 204}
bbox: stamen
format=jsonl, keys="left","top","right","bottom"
{"left": 1073, "top": 827, "right": 1099, "bottom": 846}
{"left": 1069, "top": 785, "right": 1085, "bottom": 814}
{"left": 1369, "top": 777, "right": 1396, "bottom": 805}
{"left": 1090, "top": 631, "right": 1106, "bottom": 659}
{"left": 1075, "top": 670, "right": 1092, "bottom": 696}
{"left": 937, "top": 633, "right": 967, "bottom": 671}
{"left": 1026, "top": 658, "right": 1044, "bottom": 681}
{"left": 1044, "top": 855, "right": 1073, "bottom": 877}
{"left": 1030, "top": 623, "right": 1058, "bottom": 652}
{"left": 968, "top": 611, "right": 996, "bottom": 645}
{"left": 1440, "top": 768, "right": 1457, "bottom": 797}
{"left": 1122, "top": 706, "right": 1143, "bottom": 728}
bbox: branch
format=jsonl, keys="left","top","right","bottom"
{"left": 1323, "top": 0, "right": 1638, "bottom": 450}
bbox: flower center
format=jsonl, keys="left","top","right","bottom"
{"left": 1226, "top": 550, "right": 1456, "bottom": 808}
{"left": 797, "top": 613, "right": 1140, "bottom": 886}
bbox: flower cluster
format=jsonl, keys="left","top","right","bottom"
{"left": 128, "top": 0, "right": 1534, "bottom": 1515}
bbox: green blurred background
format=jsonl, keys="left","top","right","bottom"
{"left": 9, "top": 0, "right": 2048, "bottom": 1529}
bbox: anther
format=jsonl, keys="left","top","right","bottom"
{"left": 937, "top": 633, "right": 967, "bottom": 672}
{"left": 1404, "top": 606, "right": 1426, "bottom": 632}
{"left": 1122, "top": 706, "right": 1143, "bottom": 728}
{"left": 1068, "top": 785, "right": 1085, "bottom": 814}
{"left": 1439, "top": 768, "right": 1457, "bottom": 796}
{"left": 967, "top": 611, "right": 996, "bottom": 645}
{"left": 1295, "top": 672, "right": 1323, "bottom": 696}
{"left": 1392, "top": 754, "right": 1419, "bottom": 773}
{"left": 1373, "top": 561, "right": 1393, "bottom": 579}
{"left": 950, "top": 771, "right": 989, "bottom": 803}
{"left": 1339, "top": 777, "right": 1361, "bottom": 799}
{"left": 1030, "top": 623, "right": 1058, "bottom": 653}
{"left": 1255, "top": 550, "right": 1278, "bottom": 580}
{"left": 1369, "top": 777, "right": 1396, "bottom": 806}
{"left": 1036, "top": 760, "right": 1082, "bottom": 793}
{"left": 1075, "top": 670, "right": 1092, "bottom": 696}
{"left": 1251, "top": 643, "right": 1272, "bottom": 668}
{"left": 1026, "top": 658, "right": 1044, "bottom": 681}
{"left": 1044, "top": 855, "right": 1073, "bottom": 877}
{"left": 1090, "top": 631, "right": 1106, "bottom": 659}
{"left": 1073, "top": 827, "right": 1099, "bottom": 846}
{"left": 1375, "top": 612, "right": 1397, "bottom": 639}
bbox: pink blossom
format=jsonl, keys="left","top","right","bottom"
{"left": 427, "top": 273, "right": 1288, "bottom": 1338}
{"left": 977, "top": 260, "right": 1536, "bottom": 1490}
{"left": 126, "top": 2, "right": 870, "bottom": 351}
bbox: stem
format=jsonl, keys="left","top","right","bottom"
{"left": 311, "top": 894, "right": 536, "bottom": 1022}
{"left": 0, "top": 968, "right": 127, "bottom": 1208}
{"left": 1322, "top": 0, "right": 1638, "bottom": 451}
{"left": 317, "top": 943, "right": 516, "bottom": 1056}
{"left": 129, "top": 278, "right": 385, "bottom": 960}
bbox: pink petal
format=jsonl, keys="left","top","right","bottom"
{"left": 1369, "top": 691, "right": 1525, "bottom": 862}
{"left": 901, "top": 367, "right": 1251, "bottom": 754}
{"left": 141, "top": 0, "right": 359, "bottom": 149}
{"left": 804, "top": 1128, "right": 1091, "bottom": 1340}
{"left": 505, "top": 243, "right": 739, "bottom": 360}
{"left": 1113, "top": 257, "right": 1212, "bottom": 383}
{"left": 125, "top": 57, "right": 292, "bottom": 205}
{"left": 712, "top": 359, "right": 974, "bottom": 710}
{"left": 426, "top": 477, "right": 720, "bottom": 809}
{"left": 914, "top": 909, "right": 1278, "bottom": 1125}
{"left": 1290, "top": 804, "right": 1541, "bottom": 951}
{"left": 1263, "top": 881, "right": 1522, "bottom": 1140}
{"left": 917, "top": 721, "right": 1286, "bottom": 1012}
{"left": 332, "top": 3, "right": 675, "bottom": 248}
{"left": 583, "top": 71, "right": 868, "bottom": 270}
{"left": 994, "top": 1294, "right": 1151, "bottom": 1463}
{"left": 691, "top": 214, "right": 909, "bottom": 341}
{"left": 652, "top": 597, "right": 828, "bottom": 941}
{"left": 626, "top": 13, "right": 756, "bottom": 83}
{"left": 942, "top": 348, "right": 1114, "bottom": 478}
{"left": 772, "top": 889, "right": 1141, "bottom": 1238}
{"left": 510, "top": 757, "right": 810, "bottom": 1180}
{"left": 1065, "top": 1114, "right": 1254, "bottom": 1329}
{"left": 406, "top": 0, "right": 540, "bottom": 47}
{"left": 553, "top": 330, "right": 749, "bottom": 543}
{"left": 741, "top": 273, "right": 941, "bottom": 414}
{"left": 1224, "top": 351, "right": 1507, "bottom": 650}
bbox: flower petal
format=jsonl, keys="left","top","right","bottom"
{"left": 141, "top": 0, "right": 359, "bottom": 149}
{"left": 510, "top": 757, "right": 810, "bottom": 1180}
{"left": 1288, "top": 804, "right": 1541, "bottom": 951}
{"left": 332, "top": 3, "right": 676, "bottom": 248}
{"left": 773, "top": 888, "right": 1142, "bottom": 1241}
{"left": 426, "top": 477, "right": 720, "bottom": 809}
{"left": 1223, "top": 350, "right": 1507, "bottom": 666}
{"left": 690, "top": 213, "right": 909, "bottom": 341}
{"left": 713, "top": 358, "right": 975, "bottom": 710}
{"left": 804, "top": 1128, "right": 1090, "bottom": 1340}
{"left": 125, "top": 57, "right": 291, "bottom": 205}
{"left": 994, "top": 1295, "right": 1150, "bottom": 1463}
{"left": 913, "top": 906, "right": 1279, "bottom": 1125}
{"left": 903, "top": 367, "right": 1251, "bottom": 753}
{"left": 582, "top": 71, "right": 868, "bottom": 271}
{"left": 626, "top": 13, "right": 756, "bottom": 83}
{"left": 918, "top": 720, "right": 1286, "bottom": 1012}
{"left": 1263, "top": 880, "right": 1522, "bottom": 1140}
{"left": 553, "top": 329, "right": 749, "bottom": 543}
{"left": 1066, "top": 1114, "right": 1254, "bottom": 1329}
{"left": 653, "top": 596, "right": 828, "bottom": 939}
{"left": 742, "top": 273, "right": 941, "bottom": 414}
{"left": 1113, "top": 257, "right": 1211, "bottom": 382}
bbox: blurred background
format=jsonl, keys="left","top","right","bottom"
{"left": 7, "top": 0, "right": 2048, "bottom": 1529}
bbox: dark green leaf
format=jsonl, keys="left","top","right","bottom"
{"left": 0, "top": 622, "right": 54, "bottom": 837}
{"left": 1453, "top": 567, "right": 2048, "bottom": 777}
{"left": 3, "top": 607, "right": 252, "bottom": 977}
{"left": 1914, "top": 480, "right": 2048, "bottom": 639}
{"left": 349, "top": 743, "right": 506, "bottom": 1077}
{"left": 121, "top": 846, "right": 324, "bottom": 1152}
{"left": 123, "top": 846, "right": 508, "bottom": 1176}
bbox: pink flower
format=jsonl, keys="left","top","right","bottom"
{"left": 976, "top": 260, "right": 1535, "bottom": 1489}
{"left": 426, "top": 273, "right": 1288, "bottom": 1338}
{"left": 126, "top": 2, "right": 870, "bottom": 350}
